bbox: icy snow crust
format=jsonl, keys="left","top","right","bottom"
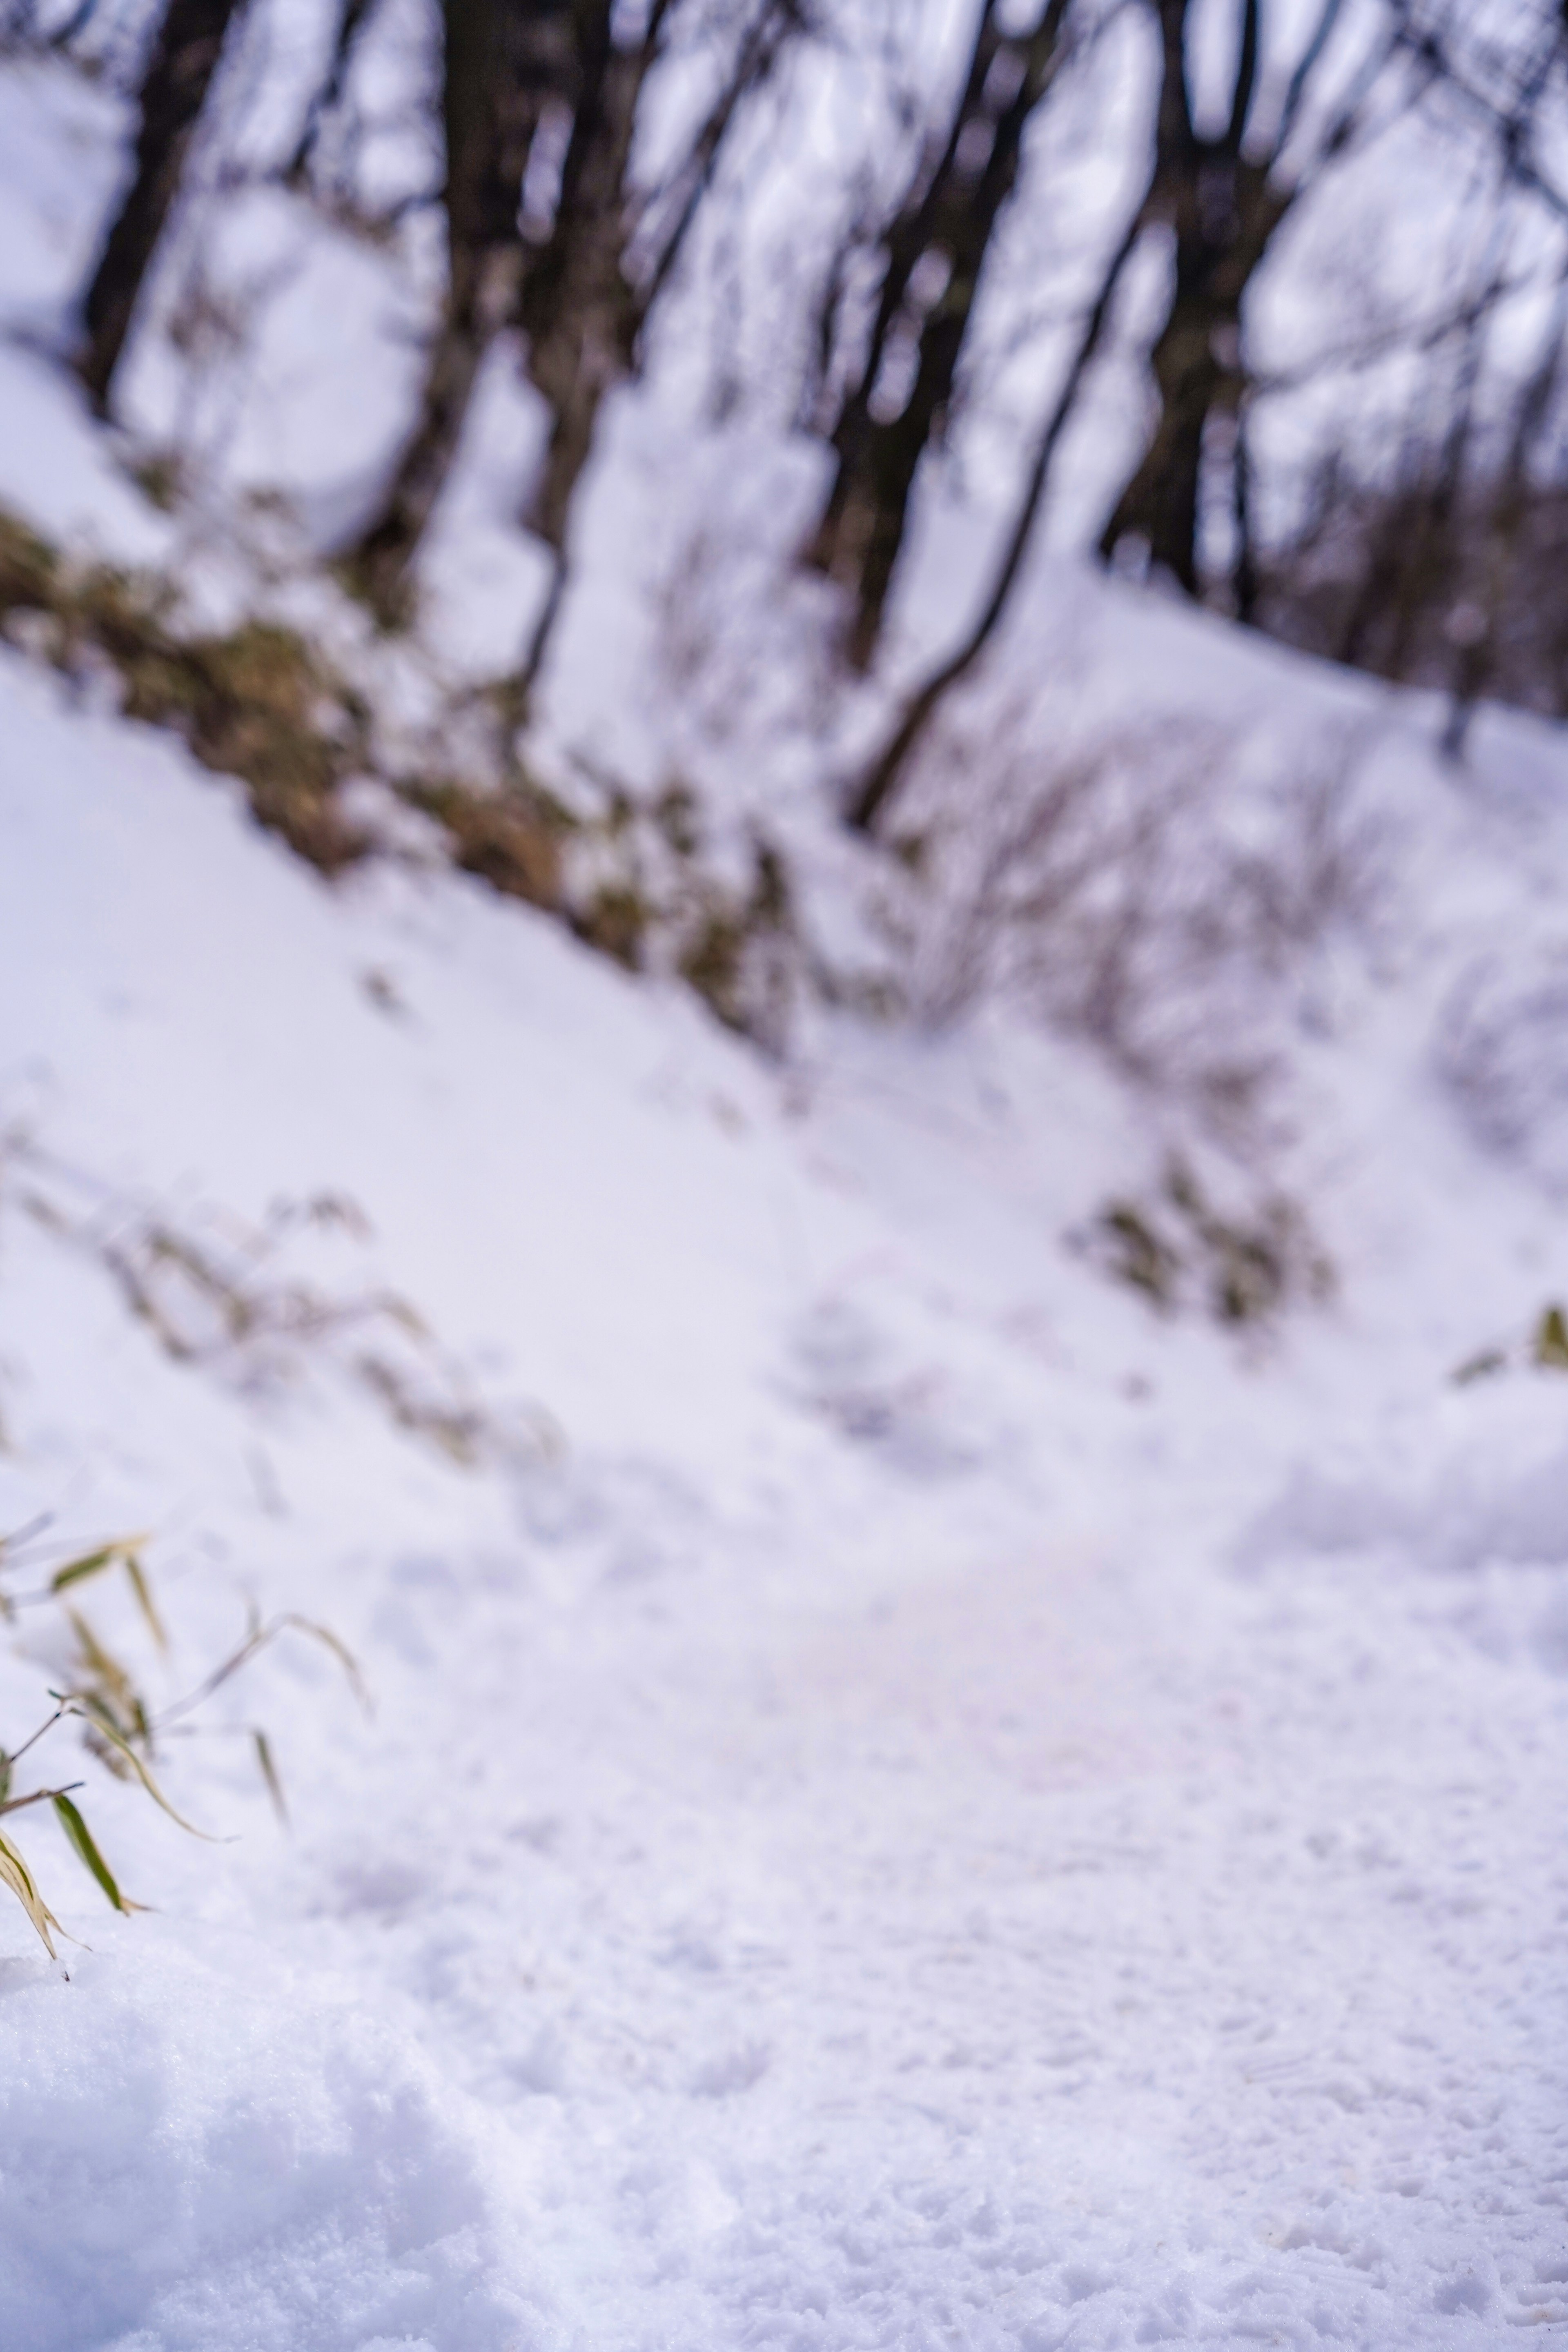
{"left": 1, "top": 44, "right": 1567, "bottom": 2352}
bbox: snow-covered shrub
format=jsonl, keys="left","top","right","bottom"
{"left": 0, "top": 508, "right": 371, "bottom": 871}
{"left": 1441, "top": 944, "right": 1568, "bottom": 1193}
{"left": 553, "top": 778, "right": 801, "bottom": 1046}
{"left": 9, "top": 1133, "right": 558, "bottom": 1468}
{"left": 1076, "top": 1155, "right": 1334, "bottom": 1328}
{"left": 1454, "top": 1301, "right": 1568, "bottom": 1385}
{"left": 888, "top": 704, "right": 1390, "bottom": 1125}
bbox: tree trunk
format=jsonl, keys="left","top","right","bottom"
{"left": 1098, "top": 0, "right": 1289, "bottom": 595}
{"left": 285, "top": 0, "right": 376, "bottom": 185}
{"left": 806, "top": 0, "right": 1071, "bottom": 670}
{"left": 518, "top": 0, "right": 653, "bottom": 552}
{"left": 343, "top": 0, "right": 573, "bottom": 622}
{"left": 1096, "top": 182, "right": 1283, "bottom": 592}
{"left": 513, "top": 0, "right": 791, "bottom": 691}
{"left": 346, "top": 243, "right": 514, "bottom": 623}
{"left": 76, "top": 0, "right": 247, "bottom": 414}
{"left": 848, "top": 0, "right": 1396, "bottom": 834}
{"left": 849, "top": 202, "right": 1145, "bottom": 833}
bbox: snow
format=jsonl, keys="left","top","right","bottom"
{"left": 4, "top": 609, "right": 1568, "bottom": 2343}
{"left": 2, "top": 37, "right": 1568, "bottom": 2352}
{"left": 1, "top": 1940, "right": 533, "bottom": 2352}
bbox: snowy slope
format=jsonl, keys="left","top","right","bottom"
{"left": 3, "top": 598, "right": 1568, "bottom": 2350}
{"left": 2, "top": 30, "right": 1568, "bottom": 2352}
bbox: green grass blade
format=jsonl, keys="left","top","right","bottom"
{"left": 53, "top": 1793, "right": 140, "bottom": 1913}
{"left": 50, "top": 1547, "right": 117, "bottom": 1592}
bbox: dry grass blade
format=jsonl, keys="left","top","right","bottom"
{"left": 1, "top": 1502, "right": 357, "bottom": 1950}
{"left": 122, "top": 1553, "right": 168, "bottom": 1652}
{"left": 274, "top": 1615, "right": 370, "bottom": 1714}
{"left": 1534, "top": 1303, "right": 1568, "bottom": 1369}
{"left": 159, "top": 1611, "right": 371, "bottom": 1730}
{"left": 252, "top": 1729, "right": 287, "bottom": 1823}
{"left": 0, "top": 1827, "right": 62, "bottom": 1957}
{"left": 65, "top": 1704, "right": 221, "bottom": 1840}
{"left": 68, "top": 1611, "right": 147, "bottom": 1740}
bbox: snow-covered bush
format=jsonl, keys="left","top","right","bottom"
{"left": 886, "top": 703, "right": 1390, "bottom": 1126}
{"left": 1441, "top": 943, "right": 1568, "bottom": 1194}
{"left": 7, "top": 1130, "right": 559, "bottom": 1467}
{"left": 1077, "top": 1155, "right": 1334, "bottom": 1329}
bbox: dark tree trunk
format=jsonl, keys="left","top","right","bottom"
{"left": 518, "top": 0, "right": 661, "bottom": 553}
{"left": 76, "top": 0, "right": 247, "bottom": 414}
{"left": 344, "top": 0, "right": 574, "bottom": 622}
{"left": 519, "top": 0, "right": 791, "bottom": 551}
{"left": 349, "top": 0, "right": 780, "bottom": 633}
{"left": 849, "top": 202, "right": 1146, "bottom": 833}
{"left": 285, "top": 0, "right": 377, "bottom": 185}
{"left": 1381, "top": 309, "right": 1485, "bottom": 684}
{"left": 1443, "top": 275, "right": 1568, "bottom": 750}
{"left": 1095, "top": 169, "right": 1285, "bottom": 591}
{"left": 1098, "top": 0, "right": 1392, "bottom": 600}
{"left": 512, "top": 0, "right": 793, "bottom": 691}
{"left": 1098, "top": 0, "right": 1288, "bottom": 595}
{"left": 806, "top": 0, "right": 1072, "bottom": 670}
{"left": 1231, "top": 396, "right": 1258, "bottom": 621}
{"left": 847, "top": 0, "right": 1379, "bottom": 833}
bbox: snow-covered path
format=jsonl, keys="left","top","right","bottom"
{"left": 289, "top": 1499, "right": 1568, "bottom": 2347}
{"left": 2, "top": 636, "right": 1567, "bottom": 2346}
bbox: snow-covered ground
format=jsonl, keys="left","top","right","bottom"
{"left": 2, "top": 38, "right": 1568, "bottom": 2352}
{"left": 4, "top": 608, "right": 1568, "bottom": 2345}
